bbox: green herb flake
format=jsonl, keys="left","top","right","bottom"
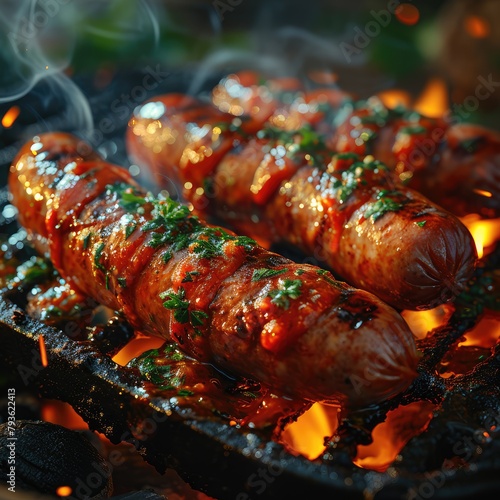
{"left": 233, "top": 235, "right": 257, "bottom": 252}
{"left": 182, "top": 270, "right": 200, "bottom": 283}
{"left": 190, "top": 309, "right": 209, "bottom": 327}
{"left": 117, "top": 277, "right": 127, "bottom": 288}
{"left": 177, "top": 389, "right": 194, "bottom": 397}
{"left": 192, "top": 238, "right": 223, "bottom": 259}
{"left": 125, "top": 223, "right": 137, "bottom": 240}
{"left": 160, "top": 287, "right": 208, "bottom": 328}
{"left": 257, "top": 125, "right": 327, "bottom": 167}
{"left": 252, "top": 267, "right": 288, "bottom": 282}
{"left": 415, "top": 220, "right": 427, "bottom": 227}
{"left": 364, "top": 190, "right": 405, "bottom": 221}
{"left": 94, "top": 242, "right": 106, "bottom": 272}
{"left": 316, "top": 269, "right": 345, "bottom": 289}
{"left": 82, "top": 232, "right": 92, "bottom": 250}
{"left": 295, "top": 269, "right": 305, "bottom": 276}
{"left": 161, "top": 287, "right": 190, "bottom": 324}
{"left": 268, "top": 279, "right": 303, "bottom": 309}
{"left": 162, "top": 251, "right": 173, "bottom": 263}
{"left": 107, "top": 183, "right": 146, "bottom": 212}
{"left": 332, "top": 159, "right": 386, "bottom": 203}
{"left": 399, "top": 125, "right": 427, "bottom": 135}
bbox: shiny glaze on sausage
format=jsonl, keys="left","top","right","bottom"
{"left": 127, "top": 97, "right": 477, "bottom": 310}
{"left": 10, "top": 132, "right": 419, "bottom": 407}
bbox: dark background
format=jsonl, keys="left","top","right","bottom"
{"left": 1, "top": 0, "right": 499, "bottom": 184}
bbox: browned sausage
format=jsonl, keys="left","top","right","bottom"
{"left": 127, "top": 98, "right": 477, "bottom": 311}
{"left": 211, "top": 73, "right": 500, "bottom": 218}
{"left": 9, "top": 132, "right": 419, "bottom": 407}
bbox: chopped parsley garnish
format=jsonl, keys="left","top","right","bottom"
{"left": 125, "top": 223, "right": 137, "bottom": 240}
{"left": 160, "top": 287, "right": 189, "bottom": 323}
{"left": 82, "top": 232, "right": 92, "bottom": 250}
{"left": 162, "top": 251, "right": 173, "bottom": 263}
{"left": 268, "top": 279, "right": 302, "bottom": 309}
{"left": 316, "top": 269, "right": 341, "bottom": 288}
{"left": 415, "top": 220, "right": 427, "bottom": 227}
{"left": 94, "top": 242, "right": 106, "bottom": 272}
{"left": 332, "top": 159, "right": 387, "bottom": 203}
{"left": 295, "top": 269, "right": 305, "bottom": 276}
{"left": 117, "top": 277, "right": 127, "bottom": 287}
{"left": 233, "top": 235, "right": 257, "bottom": 252}
{"left": 160, "top": 286, "right": 209, "bottom": 328}
{"left": 192, "top": 237, "right": 223, "bottom": 259}
{"left": 190, "top": 309, "right": 209, "bottom": 327}
{"left": 257, "top": 125, "right": 327, "bottom": 166}
{"left": 107, "top": 183, "right": 147, "bottom": 213}
{"left": 128, "top": 344, "right": 195, "bottom": 396}
{"left": 364, "top": 189, "right": 406, "bottom": 221}
{"left": 252, "top": 267, "right": 288, "bottom": 281}
{"left": 138, "top": 196, "right": 256, "bottom": 261}
{"left": 177, "top": 389, "right": 195, "bottom": 397}
{"left": 182, "top": 270, "right": 200, "bottom": 283}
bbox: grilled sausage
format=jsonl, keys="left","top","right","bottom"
{"left": 211, "top": 72, "right": 500, "bottom": 218}
{"left": 127, "top": 98, "right": 477, "bottom": 310}
{"left": 9, "top": 132, "right": 419, "bottom": 407}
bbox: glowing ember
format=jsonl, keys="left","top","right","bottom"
{"left": 41, "top": 400, "right": 89, "bottom": 430}
{"left": 354, "top": 401, "right": 435, "bottom": 472}
{"left": 473, "top": 189, "right": 493, "bottom": 198}
{"left": 1, "top": 105, "right": 20, "bottom": 128}
{"left": 281, "top": 403, "right": 339, "bottom": 460}
{"left": 395, "top": 3, "right": 420, "bottom": 26}
{"left": 464, "top": 15, "right": 490, "bottom": 39}
{"left": 413, "top": 78, "right": 448, "bottom": 117}
{"left": 39, "top": 334, "right": 48, "bottom": 367}
{"left": 112, "top": 335, "right": 165, "bottom": 366}
{"left": 56, "top": 486, "right": 73, "bottom": 497}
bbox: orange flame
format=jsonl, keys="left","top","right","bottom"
{"left": 354, "top": 401, "right": 435, "bottom": 472}
{"left": 413, "top": 78, "right": 449, "bottom": 117}
{"left": 42, "top": 400, "right": 89, "bottom": 430}
{"left": 112, "top": 335, "right": 165, "bottom": 366}
{"left": 281, "top": 403, "right": 339, "bottom": 460}
{"left": 1, "top": 105, "right": 20, "bottom": 128}
{"left": 461, "top": 215, "right": 500, "bottom": 259}
{"left": 402, "top": 305, "right": 451, "bottom": 339}
{"left": 459, "top": 312, "right": 500, "bottom": 348}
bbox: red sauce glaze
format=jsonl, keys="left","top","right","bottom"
{"left": 10, "top": 132, "right": 420, "bottom": 407}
